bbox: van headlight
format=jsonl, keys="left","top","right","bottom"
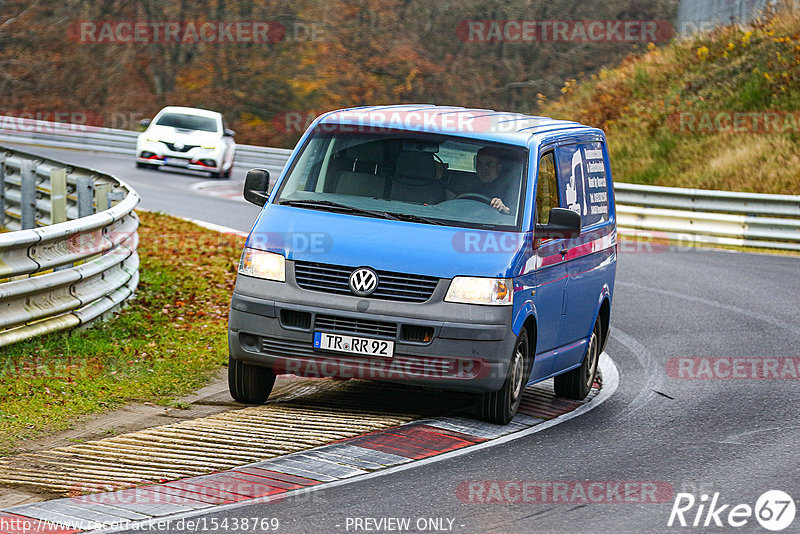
{"left": 238, "top": 248, "right": 285, "bottom": 282}
{"left": 445, "top": 277, "right": 512, "bottom": 305}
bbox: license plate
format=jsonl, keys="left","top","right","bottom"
{"left": 313, "top": 332, "right": 394, "bottom": 358}
{"left": 164, "top": 157, "right": 189, "bottom": 167}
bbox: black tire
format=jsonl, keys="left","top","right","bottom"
{"left": 477, "top": 329, "right": 531, "bottom": 424}
{"left": 136, "top": 162, "right": 152, "bottom": 169}
{"left": 554, "top": 319, "right": 601, "bottom": 400}
{"left": 224, "top": 164, "right": 233, "bottom": 179}
{"left": 228, "top": 356, "right": 276, "bottom": 404}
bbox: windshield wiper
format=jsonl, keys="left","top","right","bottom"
{"left": 279, "top": 200, "right": 446, "bottom": 225}
{"left": 384, "top": 212, "right": 445, "bottom": 226}
{"left": 279, "top": 199, "right": 399, "bottom": 220}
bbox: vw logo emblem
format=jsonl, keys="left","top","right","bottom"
{"left": 349, "top": 267, "right": 378, "bottom": 297}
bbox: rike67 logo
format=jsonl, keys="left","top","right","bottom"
{"left": 669, "top": 490, "right": 796, "bottom": 531}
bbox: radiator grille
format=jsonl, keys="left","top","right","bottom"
{"left": 162, "top": 142, "right": 199, "bottom": 153}
{"left": 294, "top": 261, "right": 438, "bottom": 303}
{"left": 280, "top": 309, "right": 312, "bottom": 330}
{"left": 315, "top": 314, "right": 397, "bottom": 339}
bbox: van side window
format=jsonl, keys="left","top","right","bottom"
{"left": 536, "top": 152, "right": 559, "bottom": 225}
{"left": 556, "top": 142, "right": 610, "bottom": 228}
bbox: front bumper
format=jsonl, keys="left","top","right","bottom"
{"left": 228, "top": 267, "right": 517, "bottom": 393}
{"left": 137, "top": 142, "right": 223, "bottom": 172}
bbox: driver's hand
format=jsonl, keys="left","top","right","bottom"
{"left": 491, "top": 197, "right": 511, "bottom": 214}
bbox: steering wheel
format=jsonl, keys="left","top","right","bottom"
{"left": 454, "top": 193, "right": 493, "bottom": 204}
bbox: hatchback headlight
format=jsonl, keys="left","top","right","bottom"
{"left": 445, "top": 277, "right": 512, "bottom": 305}
{"left": 238, "top": 247, "right": 285, "bottom": 282}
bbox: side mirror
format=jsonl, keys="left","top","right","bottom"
{"left": 139, "top": 118, "right": 151, "bottom": 128}
{"left": 535, "top": 207, "right": 581, "bottom": 239}
{"left": 223, "top": 128, "right": 235, "bottom": 137}
{"left": 244, "top": 168, "right": 270, "bottom": 206}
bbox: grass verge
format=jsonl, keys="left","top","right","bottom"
{"left": 0, "top": 211, "right": 242, "bottom": 457}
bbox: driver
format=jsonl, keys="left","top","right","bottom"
{"left": 474, "top": 147, "right": 517, "bottom": 214}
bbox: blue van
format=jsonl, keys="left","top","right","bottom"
{"left": 228, "top": 105, "right": 616, "bottom": 424}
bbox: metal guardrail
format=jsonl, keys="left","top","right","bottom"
{"left": 0, "top": 116, "right": 292, "bottom": 178}
{"left": 1, "top": 115, "right": 799, "bottom": 252}
{"left": 677, "top": 0, "right": 771, "bottom": 34}
{"left": 0, "top": 145, "right": 140, "bottom": 347}
{"left": 677, "top": 1, "right": 800, "bottom": 34}
{"left": 615, "top": 183, "right": 800, "bottom": 251}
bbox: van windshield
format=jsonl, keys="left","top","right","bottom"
{"left": 275, "top": 128, "right": 528, "bottom": 230}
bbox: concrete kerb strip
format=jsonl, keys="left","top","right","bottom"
{"left": 0, "top": 351, "right": 619, "bottom": 533}
{"left": 70, "top": 353, "right": 619, "bottom": 534}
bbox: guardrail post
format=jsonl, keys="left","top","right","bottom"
{"left": 0, "top": 152, "right": 6, "bottom": 228}
{"left": 108, "top": 191, "right": 125, "bottom": 206}
{"left": 20, "top": 160, "right": 36, "bottom": 229}
{"left": 50, "top": 168, "right": 67, "bottom": 224}
{"left": 94, "top": 182, "right": 111, "bottom": 212}
{"left": 76, "top": 176, "right": 94, "bottom": 217}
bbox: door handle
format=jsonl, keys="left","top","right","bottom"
{"left": 560, "top": 246, "right": 568, "bottom": 258}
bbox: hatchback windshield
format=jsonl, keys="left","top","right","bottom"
{"left": 156, "top": 113, "right": 219, "bottom": 132}
{"left": 275, "top": 129, "right": 527, "bottom": 230}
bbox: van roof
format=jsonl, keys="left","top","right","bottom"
{"left": 319, "top": 104, "right": 596, "bottom": 146}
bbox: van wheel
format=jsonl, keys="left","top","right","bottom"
{"left": 477, "top": 329, "right": 530, "bottom": 425}
{"left": 228, "top": 356, "right": 276, "bottom": 404}
{"left": 554, "top": 319, "right": 601, "bottom": 400}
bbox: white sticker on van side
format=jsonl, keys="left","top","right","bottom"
{"left": 584, "top": 149, "right": 604, "bottom": 160}
{"left": 588, "top": 176, "right": 607, "bottom": 189}
{"left": 587, "top": 161, "right": 605, "bottom": 173}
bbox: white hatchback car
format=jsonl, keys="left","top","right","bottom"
{"left": 136, "top": 106, "right": 236, "bottom": 178}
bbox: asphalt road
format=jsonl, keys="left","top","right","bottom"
{"left": 2, "top": 142, "right": 262, "bottom": 232}
{"left": 6, "top": 144, "right": 800, "bottom": 533}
